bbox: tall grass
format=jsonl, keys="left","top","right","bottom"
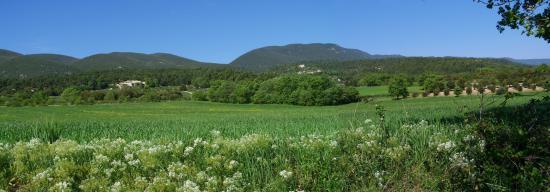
{"left": 0, "top": 93, "right": 545, "bottom": 143}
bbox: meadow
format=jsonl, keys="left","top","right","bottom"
{"left": 0, "top": 92, "right": 545, "bottom": 143}
{"left": 0, "top": 92, "right": 548, "bottom": 191}
{"left": 356, "top": 86, "right": 423, "bottom": 96}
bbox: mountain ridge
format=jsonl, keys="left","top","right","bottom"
{"left": 0, "top": 43, "right": 547, "bottom": 78}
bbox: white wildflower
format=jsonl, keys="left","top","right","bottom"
{"left": 210, "top": 130, "right": 221, "bottom": 137}
{"left": 54, "top": 181, "right": 70, "bottom": 191}
{"left": 184, "top": 146, "right": 194, "bottom": 156}
{"left": 279, "top": 170, "right": 293, "bottom": 179}
{"left": 228, "top": 160, "right": 238, "bottom": 169}
{"left": 110, "top": 181, "right": 122, "bottom": 192}
{"left": 176, "top": 180, "right": 201, "bottom": 192}
{"left": 437, "top": 141, "right": 455, "bottom": 152}
{"left": 329, "top": 140, "right": 338, "bottom": 147}
{"left": 364, "top": 119, "right": 373, "bottom": 124}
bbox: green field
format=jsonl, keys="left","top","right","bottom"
{"left": 356, "top": 86, "right": 423, "bottom": 96}
{"left": 0, "top": 93, "right": 546, "bottom": 143}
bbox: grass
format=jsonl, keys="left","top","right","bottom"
{"left": 0, "top": 92, "right": 546, "bottom": 143}
{"left": 0, "top": 92, "right": 547, "bottom": 191}
{"left": 356, "top": 86, "right": 423, "bottom": 96}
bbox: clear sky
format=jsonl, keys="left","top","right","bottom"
{"left": 1, "top": 0, "right": 549, "bottom": 63}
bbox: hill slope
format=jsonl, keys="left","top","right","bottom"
{"left": 230, "top": 43, "right": 381, "bottom": 71}
{"left": 511, "top": 58, "right": 550, "bottom": 65}
{"left": 72, "top": 52, "right": 213, "bottom": 71}
{"left": 0, "top": 54, "right": 79, "bottom": 78}
{"left": 0, "top": 49, "right": 23, "bottom": 63}
{"left": 273, "top": 57, "right": 526, "bottom": 76}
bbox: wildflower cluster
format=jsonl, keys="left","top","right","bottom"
{"left": 0, "top": 122, "right": 485, "bottom": 191}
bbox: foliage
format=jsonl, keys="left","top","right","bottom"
{"left": 476, "top": 0, "right": 550, "bottom": 43}
{"left": 388, "top": 77, "right": 409, "bottom": 99}
{"left": 61, "top": 88, "right": 81, "bottom": 105}
{"left": 252, "top": 75, "right": 359, "bottom": 106}
{"left": 467, "top": 96, "right": 550, "bottom": 190}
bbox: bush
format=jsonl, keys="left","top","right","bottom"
{"left": 30, "top": 91, "right": 49, "bottom": 106}
{"left": 61, "top": 87, "right": 81, "bottom": 105}
{"left": 192, "top": 90, "right": 208, "bottom": 101}
{"left": 469, "top": 97, "right": 550, "bottom": 191}
{"left": 466, "top": 87, "right": 473, "bottom": 95}
{"left": 453, "top": 86, "right": 463, "bottom": 97}
{"left": 515, "top": 84, "right": 523, "bottom": 92}
{"left": 495, "top": 86, "right": 507, "bottom": 95}
{"left": 104, "top": 90, "right": 117, "bottom": 101}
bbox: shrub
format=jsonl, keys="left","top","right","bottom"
{"left": 192, "top": 90, "right": 208, "bottom": 101}
{"left": 61, "top": 87, "right": 81, "bottom": 105}
{"left": 30, "top": 91, "right": 49, "bottom": 106}
{"left": 495, "top": 86, "right": 507, "bottom": 95}
{"left": 443, "top": 88, "right": 450, "bottom": 96}
{"left": 469, "top": 97, "right": 550, "bottom": 191}
{"left": 104, "top": 90, "right": 117, "bottom": 101}
{"left": 466, "top": 87, "right": 473, "bottom": 95}
{"left": 453, "top": 86, "right": 463, "bottom": 97}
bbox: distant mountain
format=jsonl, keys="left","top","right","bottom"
{"left": 509, "top": 58, "right": 550, "bottom": 65}
{"left": 230, "top": 43, "right": 399, "bottom": 71}
{"left": 0, "top": 54, "right": 79, "bottom": 78}
{"left": 0, "top": 49, "right": 224, "bottom": 78}
{"left": 0, "top": 49, "right": 23, "bottom": 63}
{"left": 72, "top": 52, "right": 212, "bottom": 71}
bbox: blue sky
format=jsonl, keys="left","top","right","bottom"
{"left": 1, "top": 0, "right": 549, "bottom": 63}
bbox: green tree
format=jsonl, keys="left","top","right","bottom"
{"left": 466, "top": 86, "right": 473, "bottom": 95}
{"left": 61, "top": 87, "right": 81, "bottom": 105}
{"left": 30, "top": 91, "right": 49, "bottom": 106}
{"left": 454, "top": 86, "right": 463, "bottom": 97}
{"left": 388, "top": 77, "right": 409, "bottom": 99}
{"left": 476, "top": 0, "right": 550, "bottom": 42}
{"left": 192, "top": 90, "right": 208, "bottom": 101}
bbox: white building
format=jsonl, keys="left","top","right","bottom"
{"left": 116, "top": 80, "right": 146, "bottom": 88}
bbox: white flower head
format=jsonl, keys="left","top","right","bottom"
{"left": 279, "top": 170, "right": 293, "bottom": 179}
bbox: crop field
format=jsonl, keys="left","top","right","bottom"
{"left": 0, "top": 93, "right": 545, "bottom": 143}
{"left": 356, "top": 86, "right": 423, "bottom": 96}
{"left": 0, "top": 93, "right": 548, "bottom": 191}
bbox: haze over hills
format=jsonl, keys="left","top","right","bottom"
{"left": 0, "top": 43, "right": 547, "bottom": 78}
{"left": 230, "top": 43, "right": 401, "bottom": 71}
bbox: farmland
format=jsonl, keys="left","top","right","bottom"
{"left": 0, "top": 93, "right": 548, "bottom": 191}
{"left": 0, "top": 93, "right": 545, "bottom": 143}
{"left": 356, "top": 86, "right": 423, "bottom": 96}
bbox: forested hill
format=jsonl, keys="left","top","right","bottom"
{"left": 230, "top": 43, "right": 400, "bottom": 71}
{"left": 0, "top": 54, "right": 79, "bottom": 78}
{"left": 0, "top": 51, "right": 224, "bottom": 78}
{"left": 71, "top": 52, "right": 223, "bottom": 71}
{"left": 510, "top": 58, "right": 550, "bottom": 65}
{"left": 0, "top": 49, "right": 22, "bottom": 63}
{"left": 273, "top": 57, "right": 527, "bottom": 76}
